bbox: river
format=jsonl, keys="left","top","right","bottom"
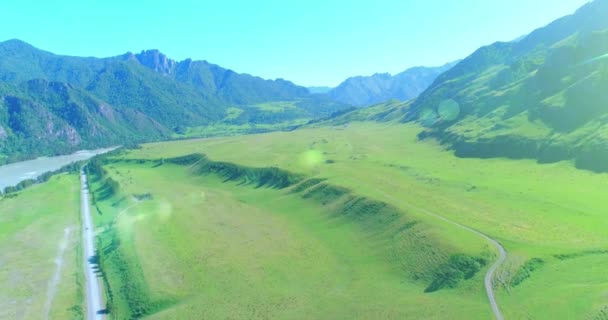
{"left": 0, "top": 148, "right": 116, "bottom": 190}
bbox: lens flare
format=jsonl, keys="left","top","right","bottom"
{"left": 301, "top": 149, "right": 324, "bottom": 168}
{"left": 438, "top": 99, "right": 461, "bottom": 121}
{"left": 158, "top": 200, "right": 173, "bottom": 222}
{"left": 419, "top": 99, "right": 461, "bottom": 127}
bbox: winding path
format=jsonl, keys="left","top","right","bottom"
{"left": 380, "top": 192, "right": 506, "bottom": 319}
{"left": 80, "top": 170, "right": 105, "bottom": 320}
{"left": 483, "top": 236, "right": 507, "bottom": 320}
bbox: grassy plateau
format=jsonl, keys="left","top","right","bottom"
{"left": 85, "top": 121, "right": 608, "bottom": 319}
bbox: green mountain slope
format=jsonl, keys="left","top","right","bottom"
{"left": 0, "top": 39, "right": 109, "bottom": 86}
{"left": 0, "top": 80, "right": 168, "bottom": 163}
{"left": 403, "top": 0, "right": 608, "bottom": 172}
{"left": 0, "top": 40, "right": 348, "bottom": 164}
{"left": 133, "top": 49, "right": 310, "bottom": 105}
{"left": 85, "top": 59, "right": 225, "bottom": 127}
{"left": 0, "top": 40, "right": 310, "bottom": 105}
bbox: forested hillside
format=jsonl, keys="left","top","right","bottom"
{"left": 0, "top": 40, "right": 347, "bottom": 164}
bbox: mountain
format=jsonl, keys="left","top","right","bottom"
{"left": 327, "top": 62, "right": 459, "bottom": 107}
{"left": 0, "top": 79, "right": 168, "bottom": 164}
{"left": 129, "top": 50, "right": 311, "bottom": 105}
{"left": 401, "top": 0, "right": 608, "bottom": 172}
{"left": 0, "top": 40, "right": 347, "bottom": 164}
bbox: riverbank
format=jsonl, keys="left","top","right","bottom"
{"left": 0, "top": 147, "right": 116, "bottom": 190}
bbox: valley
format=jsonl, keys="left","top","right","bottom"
{"left": 85, "top": 122, "right": 608, "bottom": 319}
{"left": 0, "top": 147, "right": 115, "bottom": 190}
{"left": 0, "top": 1, "right": 606, "bottom": 319}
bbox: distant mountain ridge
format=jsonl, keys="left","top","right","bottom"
{"left": 316, "top": 0, "right": 608, "bottom": 172}
{"left": 129, "top": 49, "right": 312, "bottom": 105}
{"left": 132, "top": 49, "right": 176, "bottom": 75}
{"left": 320, "top": 0, "right": 608, "bottom": 173}
{"left": 0, "top": 40, "right": 346, "bottom": 164}
{"left": 327, "top": 61, "right": 459, "bottom": 106}
{"left": 0, "top": 40, "right": 311, "bottom": 105}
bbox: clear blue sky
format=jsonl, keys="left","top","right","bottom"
{"left": 0, "top": 0, "right": 590, "bottom": 86}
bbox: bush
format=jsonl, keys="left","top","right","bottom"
{"left": 510, "top": 258, "right": 544, "bottom": 286}
{"left": 425, "top": 254, "right": 487, "bottom": 292}
{"left": 3, "top": 186, "right": 17, "bottom": 194}
{"left": 168, "top": 154, "right": 304, "bottom": 189}
{"left": 87, "top": 158, "right": 107, "bottom": 178}
{"left": 133, "top": 193, "right": 153, "bottom": 201}
{"left": 302, "top": 183, "right": 350, "bottom": 205}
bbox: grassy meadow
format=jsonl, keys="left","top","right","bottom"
{"left": 89, "top": 160, "right": 493, "bottom": 319}
{"left": 0, "top": 173, "right": 84, "bottom": 320}
{"left": 172, "top": 120, "right": 308, "bottom": 140}
{"left": 171, "top": 101, "right": 313, "bottom": 140}
{"left": 109, "top": 121, "right": 608, "bottom": 319}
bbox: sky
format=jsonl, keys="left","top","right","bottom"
{"left": 0, "top": 0, "right": 591, "bottom": 87}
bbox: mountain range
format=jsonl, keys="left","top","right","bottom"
{"left": 0, "top": 40, "right": 352, "bottom": 164}
{"left": 3, "top": 0, "right": 606, "bottom": 171}
{"left": 0, "top": 38, "right": 458, "bottom": 165}
{"left": 324, "top": 0, "right": 608, "bottom": 172}
{"left": 327, "top": 61, "right": 459, "bottom": 107}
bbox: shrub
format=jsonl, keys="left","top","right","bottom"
{"left": 168, "top": 154, "right": 304, "bottom": 189}
{"left": 510, "top": 258, "right": 544, "bottom": 286}
{"left": 425, "top": 254, "right": 487, "bottom": 292}
{"left": 302, "top": 183, "right": 350, "bottom": 204}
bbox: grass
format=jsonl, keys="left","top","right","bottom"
{"left": 90, "top": 159, "right": 492, "bottom": 319}
{"left": 0, "top": 173, "right": 84, "bottom": 320}
{"left": 223, "top": 107, "right": 244, "bottom": 120}
{"left": 118, "top": 121, "right": 608, "bottom": 318}
{"left": 171, "top": 120, "right": 308, "bottom": 139}
{"left": 500, "top": 254, "right": 608, "bottom": 319}
{"left": 171, "top": 101, "right": 312, "bottom": 139}
{"left": 252, "top": 101, "right": 299, "bottom": 113}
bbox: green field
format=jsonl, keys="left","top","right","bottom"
{"left": 2, "top": 2, "right": 607, "bottom": 319}
{"left": 0, "top": 173, "right": 84, "bottom": 320}
{"left": 171, "top": 101, "right": 312, "bottom": 140}
{"left": 90, "top": 160, "right": 490, "bottom": 319}
{"left": 88, "top": 121, "right": 608, "bottom": 319}
{"left": 172, "top": 120, "right": 308, "bottom": 140}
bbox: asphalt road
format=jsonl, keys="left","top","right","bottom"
{"left": 80, "top": 170, "right": 105, "bottom": 320}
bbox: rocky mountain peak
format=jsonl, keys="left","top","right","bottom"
{"left": 134, "top": 49, "right": 176, "bottom": 75}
